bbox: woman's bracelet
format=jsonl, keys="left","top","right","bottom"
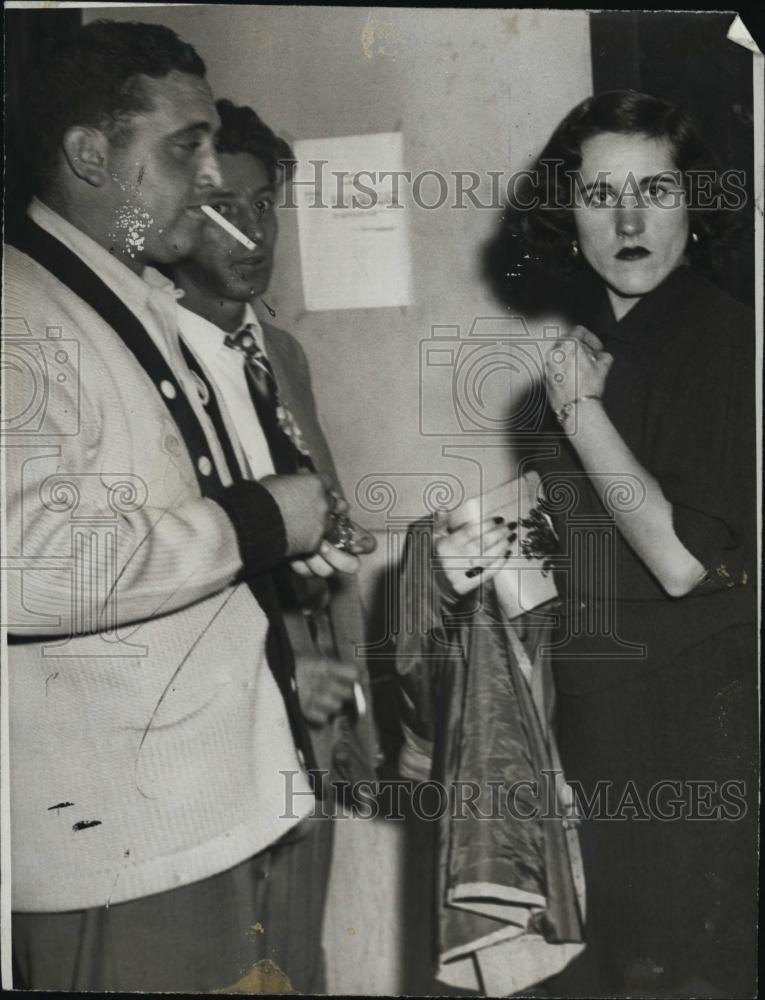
{"left": 554, "top": 394, "right": 603, "bottom": 425}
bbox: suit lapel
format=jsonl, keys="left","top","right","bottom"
{"left": 262, "top": 323, "right": 340, "bottom": 487}
{"left": 261, "top": 319, "right": 381, "bottom": 777}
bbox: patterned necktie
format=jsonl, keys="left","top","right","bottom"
{"left": 226, "top": 321, "right": 334, "bottom": 620}
{"left": 225, "top": 322, "right": 313, "bottom": 475}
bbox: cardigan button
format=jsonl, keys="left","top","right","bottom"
{"left": 164, "top": 434, "right": 181, "bottom": 456}
{"left": 160, "top": 379, "right": 177, "bottom": 400}
{"left": 197, "top": 456, "right": 213, "bottom": 477}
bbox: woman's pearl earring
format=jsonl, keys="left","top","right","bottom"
{"left": 691, "top": 231, "right": 699, "bottom": 244}
{"left": 570, "top": 239, "right": 579, "bottom": 257}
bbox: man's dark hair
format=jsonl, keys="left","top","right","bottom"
{"left": 25, "top": 19, "right": 206, "bottom": 192}
{"left": 214, "top": 99, "right": 296, "bottom": 185}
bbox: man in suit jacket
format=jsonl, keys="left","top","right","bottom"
{"left": 166, "top": 98, "right": 381, "bottom": 984}
{"left": 4, "top": 22, "right": 350, "bottom": 993}
{"left": 263, "top": 318, "right": 378, "bottom": 757}
{"left": 169, "top": 99, "right": 379, "bottom": 772}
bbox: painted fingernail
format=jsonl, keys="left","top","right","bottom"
{"left": 505, "top": 549, "right": 513, "bottom": 558}
{"left": 493, "top": 516, "right": 505, "bottom": 524}
{"left": 507, "top": 520, "right": 518, "bottom": 529}
{"left": 465, "top": 567, "right": 483, "bottom": 579}
{"left": 508, "top": 531, "right": 517, "bottom": 543}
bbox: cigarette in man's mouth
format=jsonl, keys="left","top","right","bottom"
{"left": 352, "top": 681, "right": 367, "bottom": 718}
{"left": 200, "top": 205, "right": 255, "bottom": 250}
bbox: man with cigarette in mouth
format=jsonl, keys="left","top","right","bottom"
{"left": 162, "top": 98, "right": 382, "bottom": 985}
{"left": 4, "top": 20, "right": 367, "bottom": 993}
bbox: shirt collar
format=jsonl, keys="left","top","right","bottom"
{"left": 175, "top": 298, "right": 266, "bottom": 353}
{"left": 143, "top": 264, "right": 186, "bottom": 300}
{"left": 28, "top": 198, "right": 176, "bottom": 318}
{"left": 241, "top": 302, "right": 264, "bottom": 346}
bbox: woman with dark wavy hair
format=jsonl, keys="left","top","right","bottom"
{"left": 501, "top": 90, "right": 757, "bottom": 996}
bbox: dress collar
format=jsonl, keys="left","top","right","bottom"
{"left": 595, "top": 264, "right": 695, "bottom": 344}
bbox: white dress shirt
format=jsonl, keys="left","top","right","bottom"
{"left": 174, "top": 300, "right": 277, "bottom": 480}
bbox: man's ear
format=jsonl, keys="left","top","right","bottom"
{"left": 61, "top": 126, "right": 110, "bottom": 187}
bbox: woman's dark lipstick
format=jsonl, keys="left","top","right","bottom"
{"left": 616, "top": 246, "right": 650, "bottom": 261}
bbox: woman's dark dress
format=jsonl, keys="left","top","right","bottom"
{"left": 537, "top": 265, "right": 758, "bottom": 995}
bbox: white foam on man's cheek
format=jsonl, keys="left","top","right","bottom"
{"left": 110, "top": 198, "right": 154, "bottom": 258}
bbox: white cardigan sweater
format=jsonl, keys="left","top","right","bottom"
{"left": 3, "top": 204, "right": 312, "bottom": 912}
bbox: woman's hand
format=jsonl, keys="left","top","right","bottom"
{"left": 434, "top": 513, "right": 515, "bottom": 597}
{"left": 544, "top": 325, "right": 613, "bottom": 412}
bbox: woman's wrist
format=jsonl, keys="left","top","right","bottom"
{"left": 554, "top": 393, "right": 603, "bottom": 429}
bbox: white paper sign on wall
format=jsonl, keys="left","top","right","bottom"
{"left": 292, "top": 132, "right": 413, "bottom": 311}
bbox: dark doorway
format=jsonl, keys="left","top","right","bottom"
{"left": 4, "top": 7, "right": 83, "bottom": 241}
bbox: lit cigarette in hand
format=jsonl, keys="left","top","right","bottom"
{"left": 352, "top": 681, "right": 367, "bottom": 717}
{"left": 200, "top": 205, "right": 255, "bottom": 250}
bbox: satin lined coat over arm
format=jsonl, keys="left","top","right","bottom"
{"left": 395, "top": 519, "right": 585, "bottom": 994}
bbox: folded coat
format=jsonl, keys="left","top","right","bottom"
{"left": 396, "top": 519, "right": 585, "bottom": 994}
